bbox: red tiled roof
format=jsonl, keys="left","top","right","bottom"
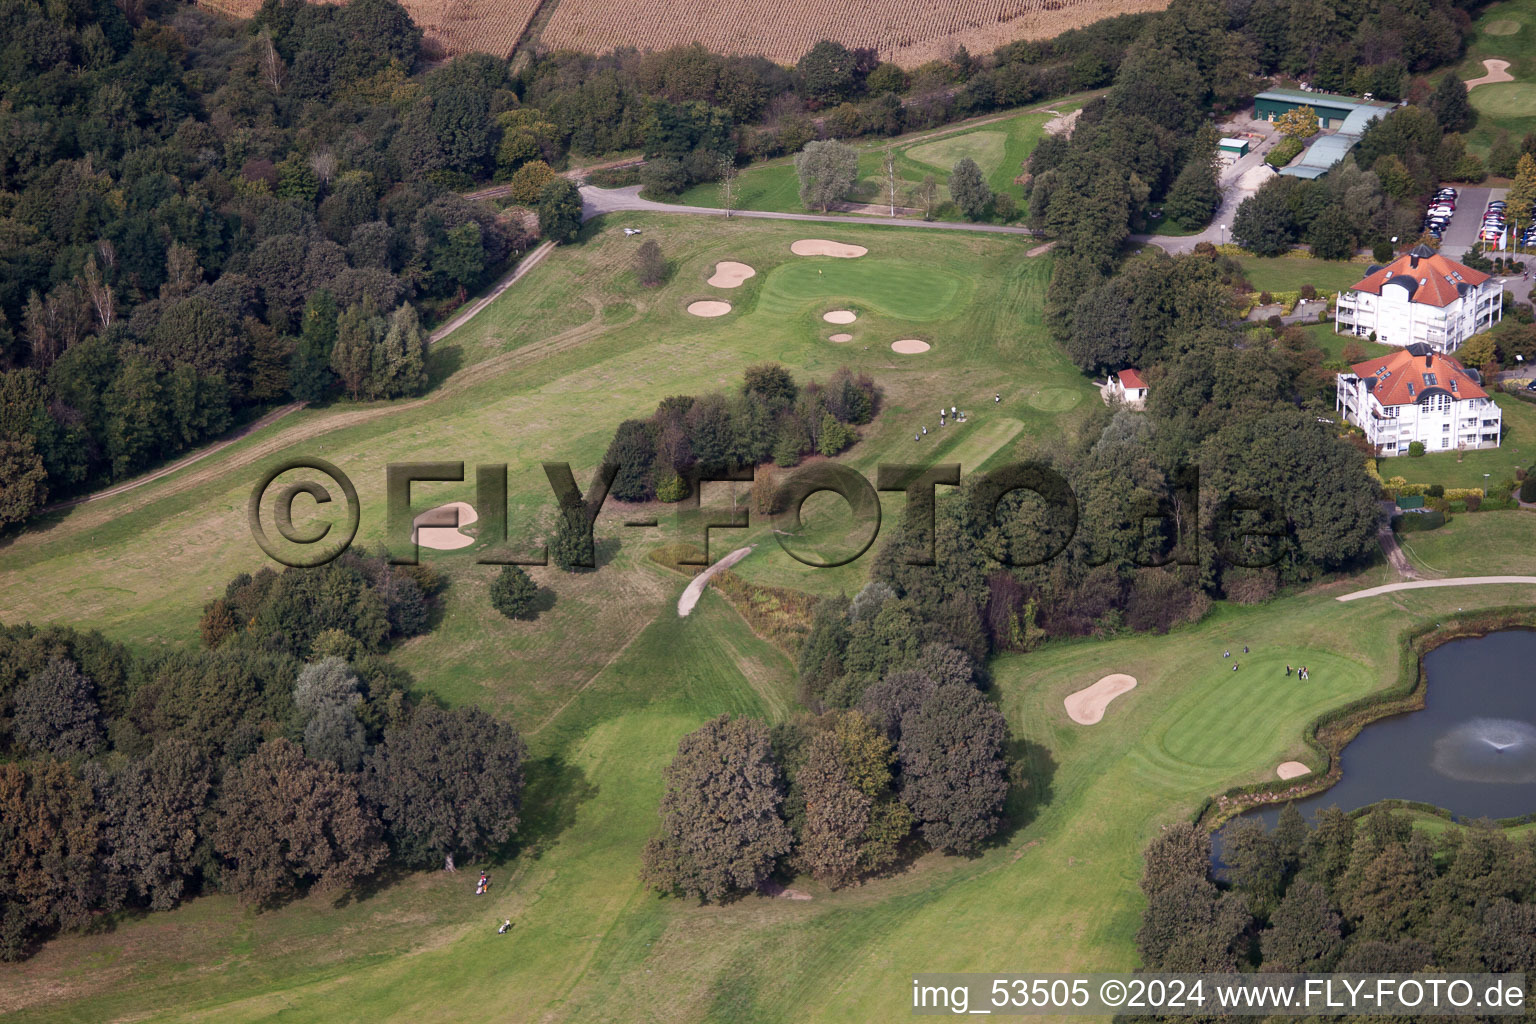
{"left": 1349, "top": 249, "right": 1490, "bottom": 308}
{"left": 1117, "top": 369, "right": 1146, "bottom": 389}
{"left": 1347, "top": 348, "right": 1487, "bottom": 406}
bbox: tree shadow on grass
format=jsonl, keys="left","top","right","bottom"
{"left": 425, "top": 343, "right": 464, "bottom": 389}
{"left": 988, "top": 736, "right": 1058, "bottom": 849}
{"left": 331, "top": 859, "right": 417, "bottom": 909}
{"left": 497, "top": 753, "right": 598, "bottom": 863}
{"left": 528, "top": 585, "right": 558, "bottom": 617}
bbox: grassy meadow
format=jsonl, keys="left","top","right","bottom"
{"left": 5, "top": 211, "right": 1536, "bottom": 1023}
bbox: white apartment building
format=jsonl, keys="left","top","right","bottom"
{"left": 1334, "top": 245, "right": 1502, "bottom": 353}
{"left": 1335, "top": 346, "right": 1501, "bottom": 456}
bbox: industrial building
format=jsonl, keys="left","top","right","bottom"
{"left": 1253, "top": 88, "right": 1397, "bottom": 179}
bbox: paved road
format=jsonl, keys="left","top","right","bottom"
{"left": 1337, "top": 576, "right": 1536, "bottom": 602}
{"left": 1137, "top": 117, "right": 1282, "bottom": 253}
{"left": 39, "top": 242, "right": 559, "bottom": 515}
{"left": 581, "top": 184, "right": 1043, "bottom": 235}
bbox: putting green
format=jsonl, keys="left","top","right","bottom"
{"left": 905, "top": 130, "right": 1008, "bottom": 176}
{"left": 1028, "top": 387, "right": 1082, "bottom": 412}
{"left": 1484, "top": 18, "right": 1522, "bottom": 35}
{"left": 756, "top": 259, "right": 969, "bottom": 321}
{"left": 1471, "top": 81, "right": 1536, "bottom": 117}
{"left": 1152, "top": 652, "right": 1370, "bottom": 771}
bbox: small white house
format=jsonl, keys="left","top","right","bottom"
{"left": 1335, "top": 245, "right": 1502, "bottom": 353}
{"left": 1335, "top": 346, "right": 1501, "bottom": 456}
{"left": 1103, "top": 369, "right": 1148, "bottom": 409}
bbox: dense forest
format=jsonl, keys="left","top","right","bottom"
{"left": 0, "top": 0, "right": 532, "bottom": 529}
{"left": 1132, "top": 809, "right": 1536, "bottom": 977}
{"left": 0, "top": 551, "right": 528, "bottom": 960}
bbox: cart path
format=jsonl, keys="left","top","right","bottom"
{"left": 1337, "top": 576, "right": 1536, "bottom": 602}
{"left": 678, "top": 546, "right": 754, "bottom": 617}
{"left": 581, "top": 184, "right": 1042, "bottom": 235}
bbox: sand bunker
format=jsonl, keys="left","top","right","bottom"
{"left": 413, "top": 501, "right": 478, "bottom": 551}
{"left": 891, "top": 339, "right": 930, "bottom": 354}
{"left": 707, "top": 261, "right": 756, "bottom": 288}
{"left": 1466, "top": 59, "right": 1514, "bottom": 89}
{"left": 792, "top": 239, "right": 868, "bottom": 258}
{"left": 678, "top": 546, "right": 753, "bottom": 616}
{"left": 1064, "top": 674, "right": 1137, "bottom": 725}
{"left": 828, "top": 333, "right": 853, "bottom": 342}
{"left": 822, "top": 309, "right": 857, "bottom": 324}
{"left": 1276, "top": 761, "right": 1310, "bottom": 780}
{"left": 687, "top": 300, "right": 732, "bottom": 317}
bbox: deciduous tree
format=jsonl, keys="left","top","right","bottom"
{"left": 640, "top": 715, "right": 791, "bottom": 901}
{"left": 948, "top": 157, "right": 992, "bottom": 220}
{"left": 895, "top": 683, "right": 1007, "bottom": 853}
{"left": 795, "top": 139, "right": 858, "bottom": 212}
{"left": 363, "top": 705, "right": 526, "bottom": 866}
{"left": 213, "top": 738, "right": 385, "bottom": 904}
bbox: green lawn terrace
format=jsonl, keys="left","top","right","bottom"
{"left": 669, "top": 95, "right": 1091, "bottom": 220}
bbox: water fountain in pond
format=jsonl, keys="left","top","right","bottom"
{"left": 1430, "top": 718, "right": 1536, "bottom": 784}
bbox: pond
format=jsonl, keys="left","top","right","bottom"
{"left": 1241, "top": 630, "right": 1536, "bottom": 829}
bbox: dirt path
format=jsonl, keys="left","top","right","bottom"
{"left": 1377, "top": 527, "right": 1416, "bottom": 579}
{"left": 677, "top": 546, "right": 753, "bottom": 616}
{"left": 1337, "top": 576, "right": 1536, "bottom": 602}
{"left": 582, "top": 185, "right": 1042, "bottom": 236}
{"left": 37, "top": 242, "right": 558, "bottom": 518}
{"left": 40, "top": 401, "right": 305, "bottom": 513}
{"left": 427, "top": 240, "right": 556, "bottom": 343}
{"left": 1465, "top": 59, "right": 1514, "bottom": 89}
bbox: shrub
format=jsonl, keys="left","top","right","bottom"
{"left": 507, "top": 160, "right": 557, "bottom": 204}
{"left": 489, "top": 565, "right": 538, "bottom": 619}
{"left": 1465, "top": 494, "right": 1482, "bottom": 512}
{"left": 1407, "top": 441, "right": 1425, "bottom": 457}
{"left": 656, "top": 473, "right": 689, "bottom": 503}
{"left": 1299, "top": 284, "right": 1317, "bottom": 300}
{"left": 1520, "top": 476, "right": 1536, "bottom": 503}
{"left": 1426, "top": 483, "right": 1444, "bottom": 498}
{"left": 1259, "top": 291, "right": 1273, "bottom": 305}
{"left": 1265, "top": 137, "right": 1304, "bottom": 167}
{"left": 1373, "top": 240, "right": 1395, "bottom": 263}
{"left": 1395, "top": 508, "right": 1444, "bottom": 532}
{"left": 639, "top": 157, "right": 688, "bottom": 197}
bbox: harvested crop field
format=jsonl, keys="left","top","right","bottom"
{"left": 539, "top": 0, "right": 1170, "bottom": 68}
{"left": 197, "top": 0, "right": 542, "bottom": 58}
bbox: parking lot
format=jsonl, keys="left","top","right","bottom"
{"left": 1436, "top": 185, "right": 1507, "bottom": 260}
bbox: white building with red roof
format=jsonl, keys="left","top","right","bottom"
{"left": 1334, "top": 244, "right": 1502, "bottom": 352}
{"left": 1335, "top": 346, "right": 1501, "bottom": 456}
{"left": 1102, "top": 369, "right": 1147, "bottom": 409}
